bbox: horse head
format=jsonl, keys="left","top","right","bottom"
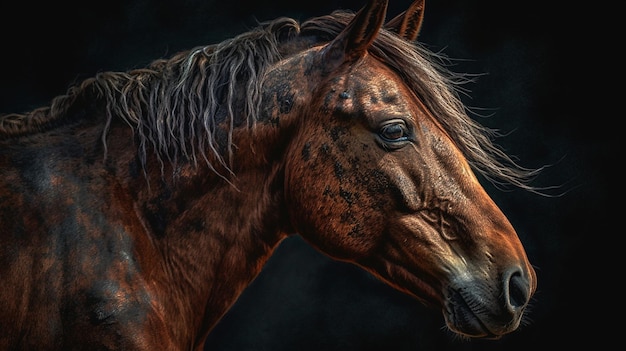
{"left": 263, "top": 0, "right": 537, "bottom": 338}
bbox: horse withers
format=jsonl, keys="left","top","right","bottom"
{"left": 0, "top": 0, "right": 539, "bottom": 349}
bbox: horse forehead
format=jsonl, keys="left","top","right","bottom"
{"left": 346, "top": 59, "right": 407, "bottom": 95}
{"left": 328, "top": 61, "right": 417, "bottom": 118}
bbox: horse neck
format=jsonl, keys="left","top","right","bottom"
{"left": 108, "top": 119, "right": 291, "bottom": 339}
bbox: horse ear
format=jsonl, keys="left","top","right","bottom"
{"left": 319, "top": 0, "right": 389, "bottom": 70}
{"left": 385, "top": 0, "right": 425, "bottom": 41}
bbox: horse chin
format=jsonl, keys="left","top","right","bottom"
{"left": 442, "top": 286, "right": 519, "bottom": 339}
{"left": 442, "top": 302, "right": 501, "bottom": 340}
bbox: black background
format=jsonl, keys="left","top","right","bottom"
{"left": 0, "top": 0, "right": 614, "bottom": 349}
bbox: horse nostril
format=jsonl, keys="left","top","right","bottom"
{"left": 507, "top": 270, "right": 530, "bottom": 309}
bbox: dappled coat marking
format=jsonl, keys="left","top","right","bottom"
{"left": 0, "top": 1, "right": 541, "bottom": 349}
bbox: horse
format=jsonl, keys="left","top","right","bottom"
{"left": 0, "top": 0, "right": 541, "bottom": 349}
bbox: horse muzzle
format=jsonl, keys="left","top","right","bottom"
{"left": 443, "top": 266, "right": 535, "bottom": 338}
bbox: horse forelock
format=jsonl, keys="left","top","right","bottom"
{"left": 0, "top": 9, "right": 542, "bottom": 191}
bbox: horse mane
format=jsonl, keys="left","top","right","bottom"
{"left": 0, "top": 10, "right": 543, "bottom": 192}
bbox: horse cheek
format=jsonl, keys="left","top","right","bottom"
{"left": 285, "top": 134, "right": 385, "bottom": 260}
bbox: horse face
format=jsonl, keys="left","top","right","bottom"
{"left": 280, "top": 0, "right": 536, "bottom": 339}
{"left": 283, "top": 53, "right": 535, "bottom": 338}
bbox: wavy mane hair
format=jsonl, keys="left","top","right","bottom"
{"left": 0, "top": 9, "right": 542, "bottom": 191}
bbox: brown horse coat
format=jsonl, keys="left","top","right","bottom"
{"left": 0, "top": 1, "right": 539, "bottom": 349}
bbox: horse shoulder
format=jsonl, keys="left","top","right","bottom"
{"left": 0, "top": 133, "right": 183, "bottom": 349}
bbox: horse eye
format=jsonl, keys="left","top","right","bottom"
{"left": 379, "top": 121, "right": 409, "bottom": 143}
